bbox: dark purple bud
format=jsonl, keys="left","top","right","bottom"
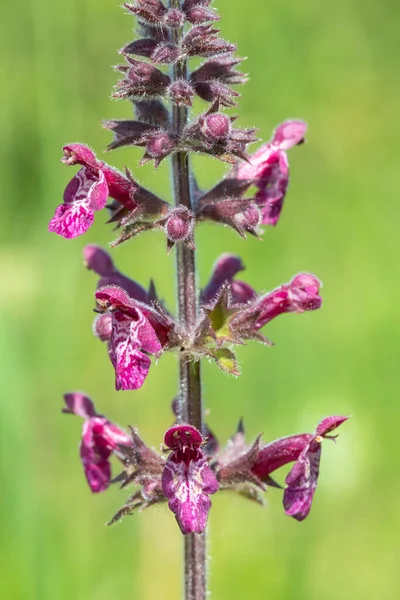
{"left": 83, "top": 244, "right": 115, "bottom": 277}
{"left": 191, "top": 54, "right": 247, "bottom": 86}
{"left": 199, "top": 112, "right": 231, "bottom": 142}
{"left": 162, "top": 206, "right": 195, "bottom": 250}
{"left": 201, "top": 252, "right": 256, "bottom": 307}
{"left": 162, "top": 425, "right": 219, "bottom": 534}
{"left": 93, "top": 313, "right": 113, "bottom": 342}
{"left": 185, "top": 6, "right": 219, "bottom": 24}
{"left": 182, "top": 25, "right": 235, "bottom": 58}
{"left": 198, "top": 197, "right": 260, "bottom": 238}
{"left": 141, "top": 130, "right": 178, "bottom": 166}
{"left": 168, "top": 79, "right": 195, "bottom": 106}
{"left": 183, "top": 0, "right": 212, "bottom": 9}
{"left": 193, "top": 79, "right": 239, "bottom": 107}
{"left": 151, "top": 42, "right": 180, "bottom": 64}
{"left": 113, "top": 57, "right": 170, "bottom": 99}
{"left": 164, "top": 8, "right": 185, "bottom": 27}
{"left": 202, "top": 253, "right": 244, "bottom": 303}
{"left": 184, "top": 107, "right": 257, "bottom": 164}
{"left": 124, "top": 1, "right": 167, "bottom": 24}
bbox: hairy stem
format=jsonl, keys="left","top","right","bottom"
{"left": 169, "top": 4, "right": 206, "bottom": 600}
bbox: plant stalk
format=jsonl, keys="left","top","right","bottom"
{"left": 170, "top": 4, "right": 206, "bottom": 599}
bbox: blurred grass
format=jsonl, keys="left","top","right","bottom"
{"left": 1, "top": 0, "right": 399, "bottom": 598}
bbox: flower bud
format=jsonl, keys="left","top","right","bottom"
{"left": 151, "top": 42, "right": 180, "bottom": 64}
{"left": 185, "top": 6, "right": 219, "bottom": 25}
{"left": 168, "top": 79, "right": 195, "bottom": 106}
{"left": 142, "top": 131, "right": 178, "bottom": 166}
{"left": 163, "top": 206, "right": 195, "bottom": 249}
{"left": 199, "top": 112, "right": 231, "bottom": 142}
{"left": 164, "top": 8, "right": 185, "bottom": 28}
{"left": 83, "top": 245, "right": 115, "bottom": 276}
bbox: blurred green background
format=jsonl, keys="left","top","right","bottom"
{"left": 1, "top": 0, "right": 399, "bottom": 598}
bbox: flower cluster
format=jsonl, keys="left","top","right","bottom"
{"left": 48, "top": 6, "right": 306, "bottom": 246}
{"left": 63, "top": 393, "right": 347, "bottom": 533}
{"left": 85, "top": 246, "right": 322, "bottom": 384}
{"left": 49, "top": 116, "right": 304, "bottom": 243}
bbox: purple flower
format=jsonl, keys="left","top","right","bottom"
{"left": 49, "top": 144, "right": 136, "bottom": 239}
{"left": 252, "top": 415, "right": 348, "bottom": 521}
{"left": 201, "top": 253, "right": 256, "bottom": 305}
{"left": 95, "top": 285, "right": 165, "bottom": 391}
{"left": 84, "top": 244, "right": 149, "bottom": 303}
{"left": 162, "top": 424, "right": 219, "bottom": 534}
{"left": 62, "top": 392, "right": 132, "bottom": 492}
{"left": 236, "top": 273, "right": 322, "bottom": 333}
{"left": 237, "top": 120, "right": 307, "bottom": 225}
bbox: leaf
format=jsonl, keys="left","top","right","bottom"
{"left": 212, "top": 348, "right": 240, "bottom": 375}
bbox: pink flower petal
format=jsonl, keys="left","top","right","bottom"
{"left": 283, "top": 439, "right": 321, "bottom": 521}
{"left": 50, "top": 168, "right": 108, "bottom": 239}
{"left": 162, "top": 425, "right": 218, "bottom": 534}
{"left": 87, "top": 169, "right": 109, "bottom": 211}
{"left": 272, "top": 120, "right": 308, "bottom": 150}
{"left": 162, "top": 456, "right": 218, "bottom": 534}
{"left": 110, "top": 312, "right": 152, "bottom": 391}
{"left": 48, "top": 201, "right": 94, "bottom": 239}
{"left": 83, "top": 458, "right": 111, "bottom": 493}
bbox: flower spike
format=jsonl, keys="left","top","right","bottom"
{"left": 53, "top": 0, "right": 348, "bottom": 560}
